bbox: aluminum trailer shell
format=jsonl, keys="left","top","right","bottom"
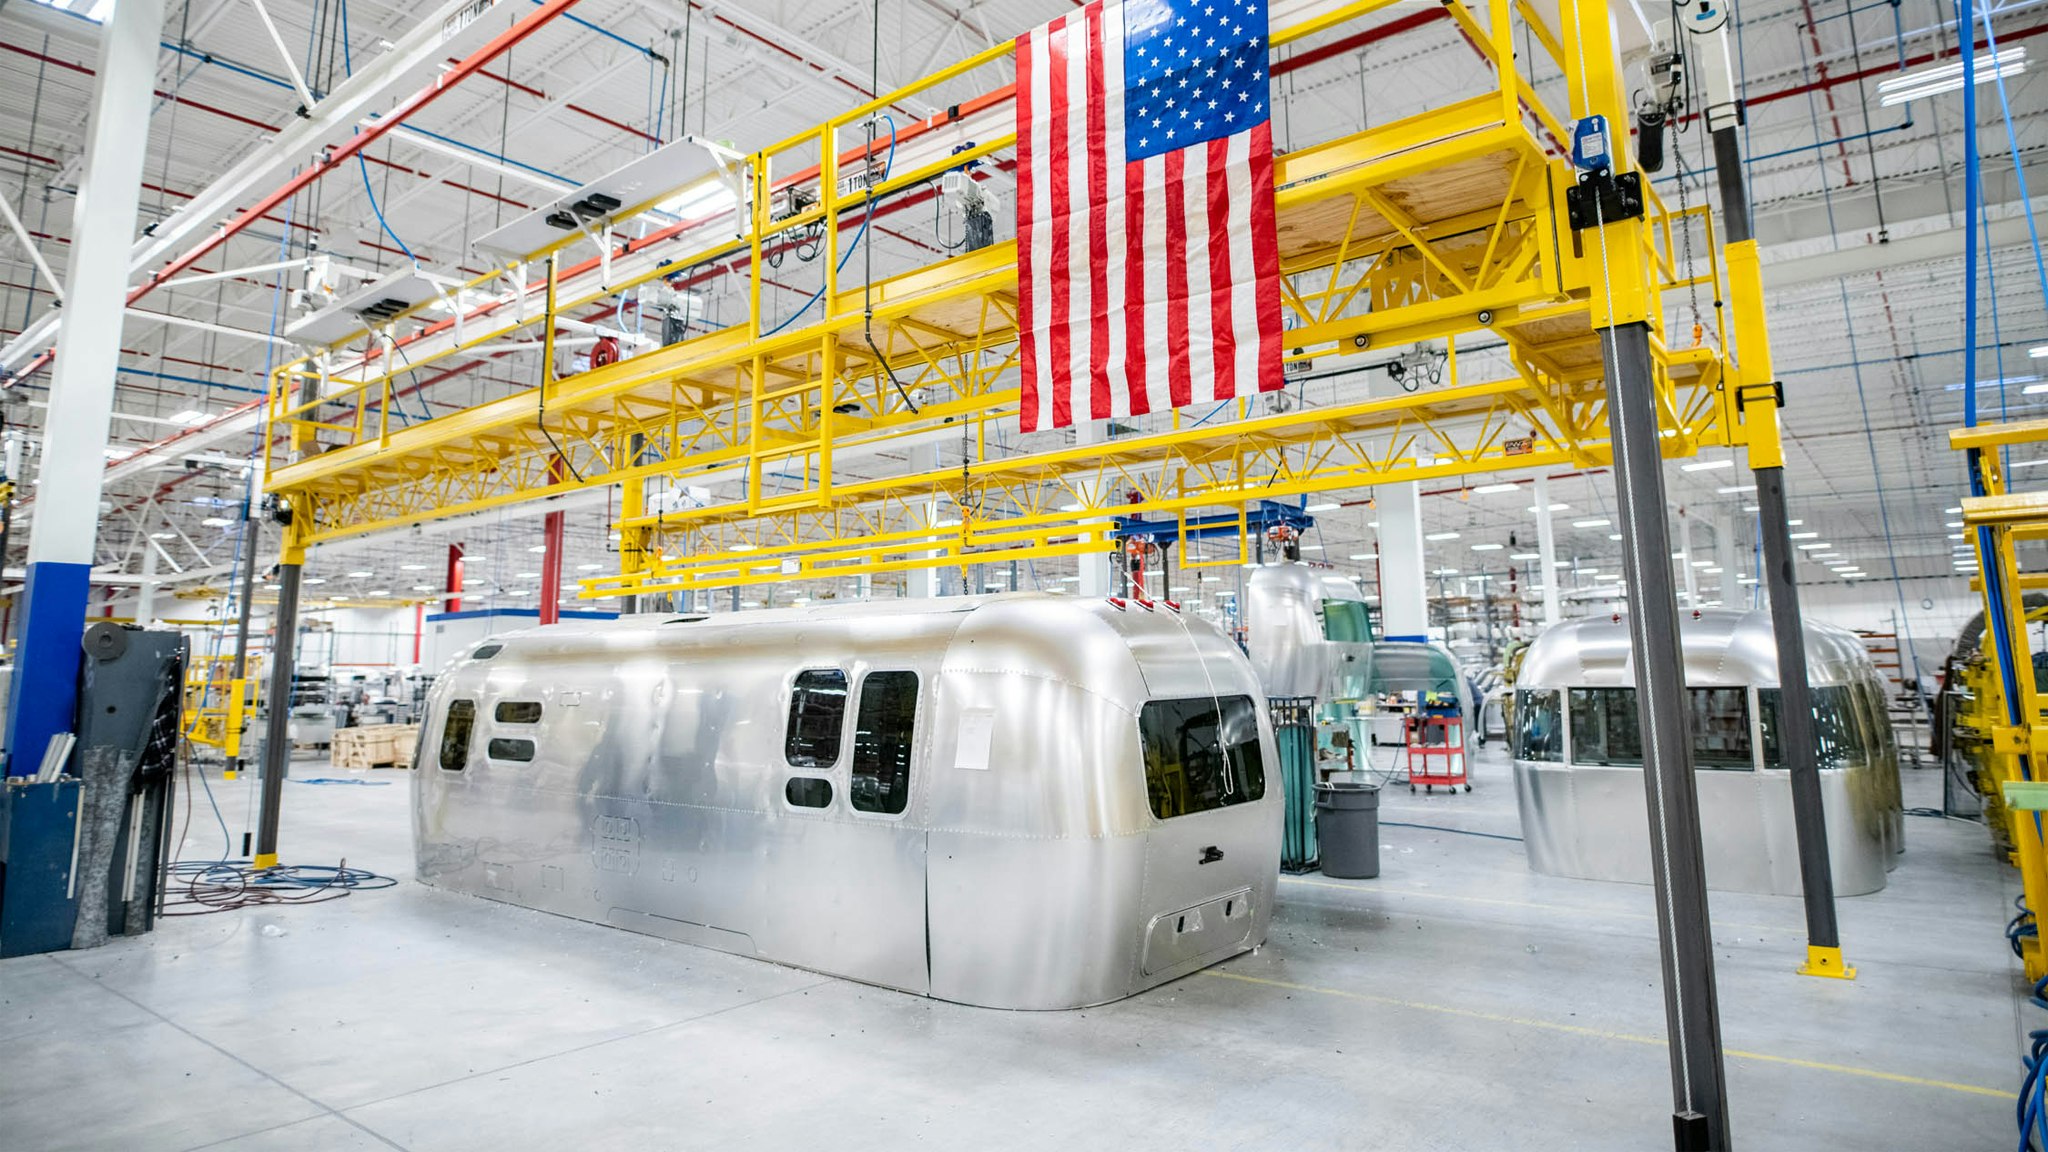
{"left": 1510, "top": 609, "right": 1902, "bottom": 897}
{"left": 412, "top": 594, "right": 1282, "bottom": 1010}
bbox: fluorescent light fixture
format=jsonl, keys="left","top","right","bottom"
{"left": 516, "top": 571, "right": 541, "bottom": 579}
{"left": 1581, "top": 569, "right": 1601, "bottom": 577}
{"left": 1877, "top": 47, "right": 2026, "bottom": 107}
{"left": 1471, "top": 543, "right": 1504, "bottom": 551}
{"left": 1305, "top": 502, "right": 1341, "bottom": 512}
{"left": 412, "top": 584, "right": 434, "bottom": 592}
{"left": 1511, "top": 552, "right": 1542, "bottom": 561}
{"left": 1691, "top": 559, "right": 1713, "bottom": 567}
{"left": 1473, "top": 482, "right": 1521, "bottom": 495}
{"left": 400, "top": 563, "right": 427, "bottom": 571}
{"left": 1572, "top": 518, "right": 1611, "bottom": 528}
{"left": 1946, "top": 506, "right": 1965, "bottom": 514}
{"left": 1301, "top": 544, "right": 1324, "bottom": 552}
{"left": 1433, "top": 568, "right": 1461, "bottom": 576}
{"left": 1681, "top": 459, "right": 1734, "bottom": 472}
{"left": 1528, "top": 503, "right": 1569, "bottom": 512}
{"left": 368, "top": 589, "right": 392, "bottom": 596}
{"left": 1348, "top": 553, "right": 1374, "bottom": 560}
{"left": 347, "top": 569, "right": 374, "bottom": 578}
{"left": 1608, "top": 533, "right": 1623, "bottom": 540}
{"left": 1789, "top": 531, "right": 1817, "bottom": 540}
{"left": 1058, "top": 575, "right": 1081, "bottom": 583}
{"left": 1426, "top": 531, "right": 1461, "bottom": 541}
{"left": 303, "top": 577, "right": 327, "bottom": 586}
{"left": 201, "top": 517, "right": 233, "bottom": 528}
{"left": 731, "top": 543, "right": 759, "bottom": 552}
{"left": 528, "top": 544, "right": 548, "bottom": 553}
{"left": 1201, "top": 575, "right": 1222, "bottom": 583}
{"left": 1595, "top": 573, "right": 1623, "bottom": 582}
{"left": 1744, "top": 504, "right": 1760, "bottom": 513}
{"left": 1946, "top": 520, "right": 1964, "bottom": 528}
{"left": 150, "top": 531, "right": 177, "bottom": 540}
{"left": 2025, "top": 383, "right": 2048, "bottom": 395}
{"left": 576, "top": 563, "right": 603, "bottom": 571}
{"left": 1703, "top": 566, "right": 1723, "bottom": 574}
{"left": 1796, "top": 543, "right": 1830, "bottom": 550}
{"left": 1738, "top": 576, "right": 1759, "bottom": 585}
{"left": 2031, "top": 345, "right": 2048, "bottom": 359}
{"left": 1950, "top": 533, "right": 1967, "bottom": 540}
{"left": 1718, "top": 484, "right": 1758, "bottom": 495}
{"left": 1059, "top": 502, "right": 1086, "bottom": 512}
{"left": 2013, "top": 458, "right": 2048, "bottom": 469}
{"left": 656, "top": 178, "right": 739, "bottom": 218}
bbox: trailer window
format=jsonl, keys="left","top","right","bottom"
{"left": 1568, "top": 688, "right": 1642, "bottom": 767}
{"left": 486, "top": 737, "right": 535, "bottom": 762}
{"left": 439, "top": 700, "right": 476, "bottom": 771}
{"left": 850, "top": 671, "right": 917, "bottom": 815}
{"left": 1140, "top": 695, "right": 1267, "bottom": 819}
{"left": 495, "top": 700, "right": 542, "bottom": 724}
{"left": 1759, "top": 686, "right": 1860, "bottom": 769}
{"left": 1688, "top": 687, "right": 1752, "bottom": 770}
{"left": 1513, "top": 689, "right": 1562, "bottom": 762}
{"left": 1321, "top": 600, "right": 1374, "bottom": 643}
{"left": 785, "top": 669, "right": 849, "bottom": 767}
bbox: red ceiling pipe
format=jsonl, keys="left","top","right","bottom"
{"left": 539, "top": 456, "right": 567, "bottom": 625}
{"left": 446, "top": 542, "right": 465, "bottom": 613}
{"left": 413, "top": 602, "right": 424, "bottom": 664}
{"left": 10, "top": 0, "right": 589, "bottom": 384}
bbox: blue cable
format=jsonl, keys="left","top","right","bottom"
{"left": 760, "top": 115, "right": 897, "bottom": 338}
{"left": 338, "top": 0, "right": 418, "bottom": 266}
{"left": 1971, "top": 6, "right": 2048, "bottom": 316}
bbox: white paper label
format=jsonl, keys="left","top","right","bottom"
{"left": 955, "top": 708, "right": 997, "bottom": 771}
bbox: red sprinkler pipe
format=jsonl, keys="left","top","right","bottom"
{"left": 539, "top": 456, "right": 567, "bottom": 625}
{"left": 10, "top": 0, "right": 590, "bottom": 383}
{"left": 445, "top": 542, "right": 465, "bottom": 613}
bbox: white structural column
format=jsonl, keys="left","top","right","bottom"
{"left": 1077, "top": 420, "right": 1112, "bottom": 599}
{"left": 1532, "top": 473, "right": 1561, "bottom": 625}
{"left": 907, "top": 442, "right": 941, "bottom": 598}
{"left": 5, "top": 0, "right": 167, "bottom": 776}
{"left": 1716, "top": 511, "right": 1740, "bottom": 605}
{"left": 1375, "top": 483, "right": 1428, "bottom": 641}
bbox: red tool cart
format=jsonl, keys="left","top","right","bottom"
{"left": 1405, "top": 711, "right": 1470, "bottom": 793}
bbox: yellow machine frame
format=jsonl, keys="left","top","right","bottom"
{"left": 258, "top": 0, "right": 1784, "bottom": 602}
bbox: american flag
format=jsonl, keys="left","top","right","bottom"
{"left": 1015, "top": 0, "right": 1283, "bottom": 433}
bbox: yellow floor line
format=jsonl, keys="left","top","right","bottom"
{"left": 1279, "top": 874, "right": 1798, "bottom": 936}
{"left": 1202, "top": 969, "right": 2008, "bottom": 1099}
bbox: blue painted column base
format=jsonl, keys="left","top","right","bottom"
{"left": 5, "top": 561, "right": 92, "bottom": 777}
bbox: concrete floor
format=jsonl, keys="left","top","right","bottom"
{"left": 0, "top": 745, "right": 2023, "bottom": 1151}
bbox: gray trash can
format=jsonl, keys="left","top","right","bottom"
{"left": 1315, "top": 780, "right": 1381, "bottom": 879}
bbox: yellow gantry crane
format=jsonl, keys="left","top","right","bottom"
{"left": 258, "top": 0, "right": 1774, "bottom": 595}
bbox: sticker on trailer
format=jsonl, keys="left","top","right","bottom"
{"left": 955, "top": 708, "right": 997, "bottom": 771}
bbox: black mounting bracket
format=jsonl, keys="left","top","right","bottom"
{"left": 1565, "top": 168, "right": 1646, "bottom": 232}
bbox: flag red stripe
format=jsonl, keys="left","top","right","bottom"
{"left": 1015, "top": 28, "right": 1039, "bottom": 433}
{"left": 1123, "top": 159, "right": 1150, "bottom": 417}
{"left": 1045, "top": 16, "right": 1073, "bottom": 432}
{"left": 1248, "top": 121, "right": 1283, "bottom": 391}
{"left": 1163, "top": 147, "right": 1192, "bottom": 410}
{"left": 1205, "top": 135, "right": 1237, "bottom": 404}
{"left": 1085, "top": 3, "right": 1111, "bottom": 422}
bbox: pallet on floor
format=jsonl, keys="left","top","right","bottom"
{"left": 331, "top": 723, "right": 420, "bottom": 770}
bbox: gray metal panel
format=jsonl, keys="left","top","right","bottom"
{"left": 415, "top": 593, "right": 1279, "bottom": 1010}
{"left": 1513, "top": 762, "right": 1888, "bottom": 896}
